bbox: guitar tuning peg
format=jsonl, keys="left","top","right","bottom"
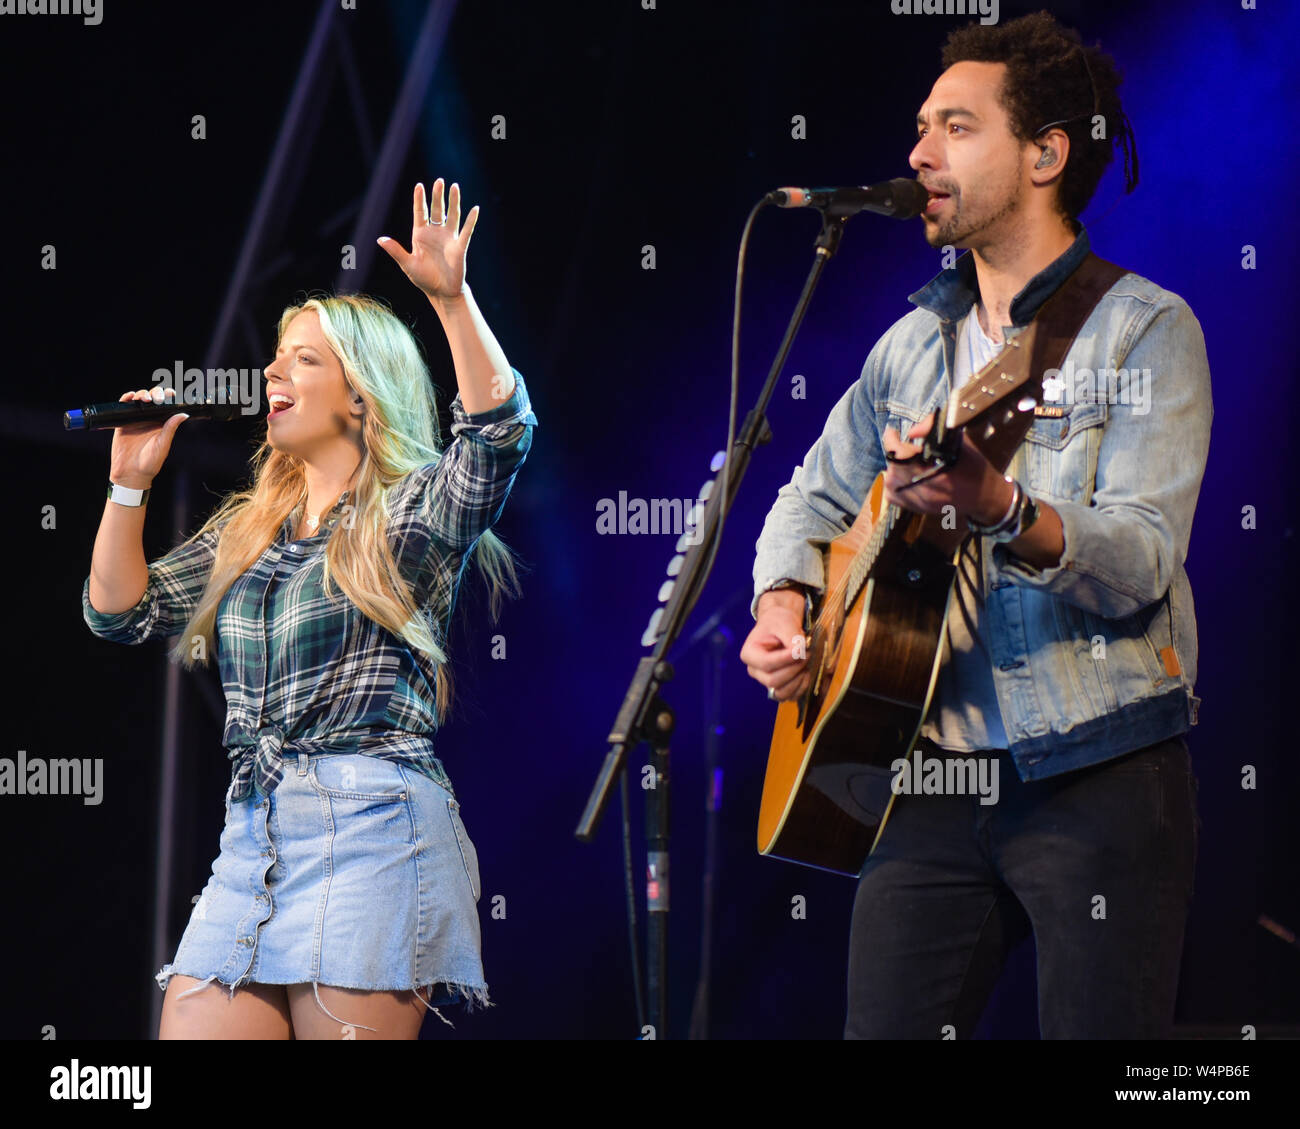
{"left": 710, "top": 450, "right": 726, "bottom": 471}
{"left": 658, "top": 579, "right": 676, "bottom": 603}
{"left": 666, "top": 554, "right": 684, "bottom": 576}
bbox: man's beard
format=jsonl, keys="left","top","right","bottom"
{"left": 923, "top": 178, "right": 1021, "bottom": 249}
{"left": 923, "top": 197, "right": 966, "bottom": 247}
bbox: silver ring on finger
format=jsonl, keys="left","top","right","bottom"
{"left": 767, "top": 687, "right": 777, "bottom": 701}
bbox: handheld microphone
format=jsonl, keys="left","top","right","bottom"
{"left": 63, "top": 398, "right": 247, "bottom": 431}
{"left": 770, "top": 178, "right": 930, "bottom": 219}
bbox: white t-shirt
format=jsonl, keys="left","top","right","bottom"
{"left": 919, "top": 305, "right": 1011, "bottom": 752}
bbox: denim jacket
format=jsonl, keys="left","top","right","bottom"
{"left": 751, "top": 228, "right": 1212, "bottom": 781}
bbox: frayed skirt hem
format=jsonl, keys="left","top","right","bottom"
{"left": 155, "top": 964, "right": 491, "bottom": 1030}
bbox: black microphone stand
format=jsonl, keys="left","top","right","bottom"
{"left": 687, "top": 615, "right": 732, "bottom": 1040}
{"left": 575, "top": 208, "right": 851, "bottom": 1039}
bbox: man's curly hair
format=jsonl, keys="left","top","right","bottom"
{"left": 941, "top": 10, "right": 1138, "bottom": 231}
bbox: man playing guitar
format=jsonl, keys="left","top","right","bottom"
{"left": 740, "top": 12, "right": 1210, "bottom": 1039}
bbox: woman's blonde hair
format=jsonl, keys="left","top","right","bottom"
{"left": 169, "top": 292, "right": 522, "bottom": 723}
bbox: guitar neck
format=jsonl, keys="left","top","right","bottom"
{"left": 830, "top": 321, "right": 1048, "bottom": 619}
{"left": 841, "top": 501, "right": 901, "bottom": 614}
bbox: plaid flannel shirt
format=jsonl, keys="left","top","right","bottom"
{"left": 83, "top": 369, "right": 536, "bottom": 800}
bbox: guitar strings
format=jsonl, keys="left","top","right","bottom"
{"left": 810, "top": 498, "right": 901, "bottom": 647}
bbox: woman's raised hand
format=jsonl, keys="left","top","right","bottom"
{"left": 376, "top": 178, "right": 479, "bottom": 301}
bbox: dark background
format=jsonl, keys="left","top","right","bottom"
{"left": 1, "top": 0, "right": 1296, "bottom": 1040}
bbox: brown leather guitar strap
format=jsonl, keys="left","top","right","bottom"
{"left": 1025, "top": 251, "right": 1129, "bottom": 397}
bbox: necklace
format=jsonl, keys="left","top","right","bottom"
{"left": 299, "top": 488, "right": 352, "bottom": 536}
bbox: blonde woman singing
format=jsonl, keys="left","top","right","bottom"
{"left": 84, "top": 179, "right": 536, "bottom": 1039}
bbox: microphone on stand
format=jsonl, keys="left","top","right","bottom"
{"left": 769, "top": 177, "right": 931, "bottom": 219}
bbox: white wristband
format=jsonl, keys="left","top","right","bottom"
{"left": 107, "top": 482, "right": 151, "bottom": 507}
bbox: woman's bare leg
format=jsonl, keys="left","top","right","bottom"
{"left": 159, "top": 974, "right": 293, "bottom": 1039}
{"left": 286, "top": 983, "right": 428, "bottom": 1040}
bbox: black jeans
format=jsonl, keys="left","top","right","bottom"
{"left": 845, "top": 734, "right": 1199, "bottom": 1039}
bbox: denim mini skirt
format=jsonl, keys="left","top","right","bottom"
{"left": 155, "top": 751, "right": 488, "bottom": 1031}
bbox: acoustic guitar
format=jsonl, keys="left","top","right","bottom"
{"left": 755, "top": 253, "right": 1127, "bottom": 876}
{"left": 755, "top": 327, "right": 1046, "bottom": 875}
